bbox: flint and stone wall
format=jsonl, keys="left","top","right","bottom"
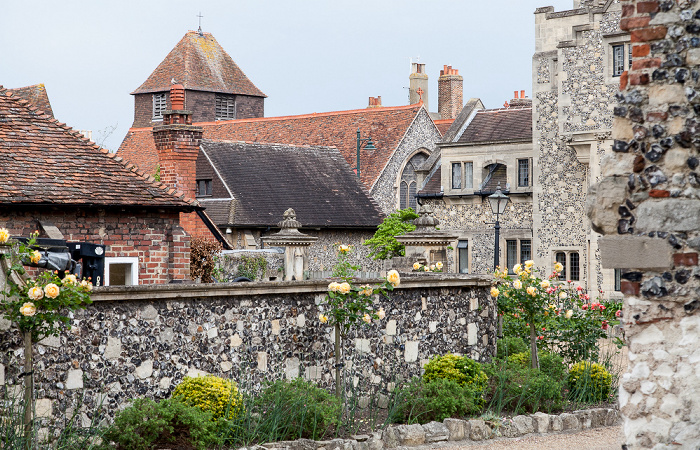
{"left": 0, "top": 275, "right": 494, "bottom": 431}
{"left": 588, "top": 0, "right": 700, "bottom": 447}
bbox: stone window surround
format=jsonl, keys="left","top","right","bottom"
{"left": 505, "top": 236, "right": 532, "bottom": 273}
{"left": 451, "top": 237, "right": 473, "bottom": 274}
{"left": 551, "top": 247, "right": 583, "bottom": 283}
{"left": 602, "top": 31, "right": 631, "bottom": 85}
{"left": 104, "top": 256, "right": 139, "bottom": 287}
{"left": 395, "top": 148, "right": 430, "bottom": 210}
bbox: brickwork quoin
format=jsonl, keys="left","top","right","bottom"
{"left": 589, "top": 0, "right": 700, "bottom": 447}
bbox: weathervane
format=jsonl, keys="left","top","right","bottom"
{"left": 197, "top": 12, "right": 204, "bottom": 35}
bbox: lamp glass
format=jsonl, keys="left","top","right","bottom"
{"left": 488, "top": 190, "right": 509, "bottom": 215}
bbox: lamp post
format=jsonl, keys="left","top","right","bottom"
{"left": 487, "top": 183, "right": 509, "bottom": 270}
{"left": 355, "top": 129, "right": 376, "bottom": 179}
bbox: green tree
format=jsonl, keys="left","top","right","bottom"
{"left": 363, "top": 208, "right": 419, "bottom": 260}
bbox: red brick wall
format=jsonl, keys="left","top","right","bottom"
{"left": 153, "top": 127, "right": 203, "bottom": 199}
{"left": 0, "top": 207, "right": 190, "bottom": 284}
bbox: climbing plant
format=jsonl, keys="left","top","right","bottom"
{"left": 363, "top": 208, "right": 419, "bottom": 260}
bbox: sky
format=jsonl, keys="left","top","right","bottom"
{"left": 1, "top": 0, "right": 573, "bottom": 151}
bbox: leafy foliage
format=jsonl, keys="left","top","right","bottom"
{"left": 506, "top": 351, "right": 567, "bottom": 381}
{"left": 483, "top": 360, "right": 564, "bottom": 415}
{"left": 99, "top": 398, "right": 221, "bottom": 450}
{"left": 190, "top": 237, "right": 222, "bottom": 283}
{"left": 390, "top": 377, "right": 482, "bottom": 424}
{"left": 171, "top": 375, "right": 243, "bottom": 421}
{"left": 236, "top": 255, "right": 268, "bottom": 281}
{"left": 423, "top": 354, "right": 488, "bottom": 395}
{"left": 331, "top": 244, "right": 360, "bottom": 278}
{"left": 363, "top": 208, "right": 418, "bottom": 260}
{"left": 496, "top": 336, "right": 528, "bottom": 359}
{"left": 567, "top": 361, "right": 612, "bottom": 402}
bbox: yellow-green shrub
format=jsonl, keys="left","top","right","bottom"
{"left": 423, "top": 354, "right": 488, "bottom": 393}
{"left": 567, "top": 361, "right": 612, "bottom": 402}
{"left": 172, "top": 375, "right": 243, "bottom": 421}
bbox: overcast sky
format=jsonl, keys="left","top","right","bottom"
{"left": 1, "top": 0, "right": 573, "bottom": 151}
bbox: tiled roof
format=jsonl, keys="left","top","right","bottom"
{"left": 132, "top": 31, "right": 266, "bottom": 97}
{"left": 457, "top": 106, "right": 532, "bottom": 143}
{"left": 118, "top": 104, "right": 423, "bottom": 189}
{"left": 419, "top": 166, "right": 442, "bottom": 195}
{"left": 8, "top": 84, "right": 54, "bottom": 118}
{"left": 0, "top": 87, "right": 197, "bottom": 210}
{"left": 433, "top": 119, "right": 454, "bottom": 137}
{"left": 200, "top": 140, "right": 383, "bottom": 228}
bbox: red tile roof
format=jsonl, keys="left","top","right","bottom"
{"left": 132, "top": 31, "right": 266, "bottom": 97}
{"left": 433, "top": 119, "right": 454, "bottom": 137}
{"left": 118, "top": 104, "right": 424, "bottom": 189}
{"left": 457, "top": 106, "right": 532, "bottom": 143}
{"left": 0, "top": 87, "right": 197, "bottom": 210}
{"left": 8, "top": 84, "right": 54, "bottom": 118}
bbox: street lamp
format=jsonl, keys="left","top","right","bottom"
{"left": 487, "top": 183, "right": 509, "bottom": 270}
{"left": 355, "top": 129, "right": 376, "bottom": 179}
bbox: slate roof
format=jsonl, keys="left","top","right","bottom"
{"left": 8, "top": 84, "right": 54, "bottom": 118}
{"left": 419, "top": 166, "right": 442, "bottom": 195}
{"left": 0, "top": 86, "right": 197, "bottom": 210}
{"left": 200, "top": 140, "right": 383, "bottom": 228}
{"left": 132, "top": 31, "right": 266, "bottom": 97}
{"left": 457, "top": 106, "right": 532, "bottom": 144}
{"left": 118, "top": 104, "right": 424, "bottom": 190}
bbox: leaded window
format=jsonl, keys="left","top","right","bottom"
{"left": 399, "top": 152, "right": 428, "bottom": 209}
{"left": 612, "top": 44, "right": 625, "bottom": 77}
{"left": 518, "top": 159, "right": 530, "bottom": 187}
{"left": 452, "top": 163, "right": 461, "bottom": 189}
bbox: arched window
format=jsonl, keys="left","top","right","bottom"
{"left": 399, "top": 152, "right": 428, "bottom": 209}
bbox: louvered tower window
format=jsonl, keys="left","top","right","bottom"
{"left": 216, "top": 94, "right": 236, "bottom": 120}
{"left": 153, "top": 93, "right": 167, "bottom": 120}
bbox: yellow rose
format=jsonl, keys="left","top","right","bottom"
{"left": 377, "top": 308, "right": 386, "bottom": 320}
{"left": 81, "top": 280, "right": 93, "bottom": 291}
{"left": 554, "top": 262, "right": 564, "bottom": 273}
{"left": 565, "top": 310, "right": 573, "bottom": 319}
{"left": 436, "top": 262, "right": 443, "bottom": 270}
{"left": 19, "top": 302, "right": 36, "bottom": 317}
{"left": 44, "top": 283, "right": 60, "bottom": 299}
{"left": 30, "top": 250, "right": 41, "bottom": 264}
{"left": 362, "top": 313, "right": 371, "bottom": 324}
{"left": 338, "top": 244, "right": 350, "bottom": 253}
{"left": 490, "top": 287, "right": 500, "bottom": 298}
{"left": 524, "top": 260, "right": 534, "bottom": 269}
{"left": 0, "top": 228, "right": 9, "bottom": 244}
{"left": 338, "top": 282, "right": 351, "bottom": 294}
{"left": 513, "top": 264, "right": 522, "bottom": 275}
{"left": 28, "top": 286, "right": 44, "bottom": 301}
{"left": 328, "top": 282, "right": 340, "bottom": 292}
{"left": 540, "top": 280, "right": 550, "bottom": 289}
{"left": 413, "top": 262, "right": 422, "bottom": 271}
{"left": 63, "top": 274, "right": 78, "bottom": 285}
{"left": 423, "top": 265, "right": 430, "bottom": 272}
{"left": 387, "top": 270, "right": 400, "bottom": 287}
{"left": 513, "top": 280, "right": 522, "bottom": 289}
{"left": 526, "top": 286, "right": 537, "bottom": 296}
{"left": 359, "top": 285, "right": 373, "bottom": 296}
{"left": 429, "top": 264, "right": 435, "bottom": 271}
{"left": 319, "top": 313, "right": 329, "bottom": 324}
{"left": 559, "top": 291, "right": 567, "bottom": 299}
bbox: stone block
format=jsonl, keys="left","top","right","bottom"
{"left": 381, "top": 425, "right": 400, "bottom": 448}
{"left": 605, "top": 409, "right": 621, "bottom": 426}
{"left": 0, "top": 363, "right": 4, "bottom": 385}
{"left": 159, "top": 377, "right": 171, "bottom": 389}
{"left": 207, "top": 327, "right": 218, "bottom": 339}
{"left": 39, "top": 335, "right": 61, "bottom": 348}
{"left": 231, "top": 333, "right": 243, "bottom": 347}
{"left": 560, "top": 413, "right": 580, "bottom": 430}
{"left": 257, "top": 352, "right": 268, "bottom": 372}
{"left": 467, "top": 323, "right": 477, "bottom": 345}
{"left": 66, "top": 369, "right": 83, "bottom": 390}
{"left": 404, "top": 341, "right": 419, "bottom": 362}
{"left": 305, "top": 366, "right": 322, "bottom": 380}
{"left": 599, "top": 236, "right": 671, "bottom": 270}
{"left": 586, "top": 176, "right": 629, "bottom": 235}
{"left": 648, "top": 84, "right": 685, "bottom": 106}
{"left": 186, "top": 367, "right": 209, "bottom": 378}
{"left": 35, "top": 398, "right": 52, "bottom": 418}
{"left": 141, "top": 304, "right": 158, "bottom": 320}
{"left": 395, "top": 424, "right": 425, "bottom": 446}
{"left": 443, "top": 418, "right": 468, "bottom": 441}
{"left": 589, "top": 408, "right": 607, "bottom": 427}
{"left": 512, "top": 415, "right": 535, "bottom": 434}
{"left": 135, "top": 360, "right": 153, "bottom": 379}
{"left": 367, "top": 433, "right": 383, "bottom": 450}
{"left": 530, "top": 412, "right": 550, "bottom": 432}
{"left": 297, "top": 314, "right": 306, "bottom": 327}
{"left": 285, "top": 357, "right": 300, "bottom": 380}
{"left": 385, "top": 320, "right": 396, "bottom": 336}
{"left": 636, "top": 200, "right": 700, "bottom": 233}
{"left": 499, "top": 421, "right": 520, "bottom": 438}
{"left": 573, "top": 410, "right": 592, "bottom": 428}
{"left": 355, "top": 338, "right": 371, "bottom": 353}
{"left": 468, "top": 419, "right": 491, "bottom": 440}
{"left": 422, "top": 421, "right": 449, "bottom": 442}
{"left": 550, "top": 415, "right": 563, "bottom": 432}
{"left": 271, "top": 319, "right": 280, "bottom": 335}
{"left": 220, "top": 361, "right": 233, "bottom": 372}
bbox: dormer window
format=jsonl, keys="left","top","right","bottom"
{"left": 153, "top": 93, "right": 167, "bottom": 120}
{"left": 196, "top": 179, "right": 213, "bottom": 197}
{"left": 216, "top": 94, "right": 236, "bottom": 120}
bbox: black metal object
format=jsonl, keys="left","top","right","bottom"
{"left": 67, "top": 242, "right": 105, "bottom": 285}
{"left": 15, "top": 237, "right": 76, "bottom": 274}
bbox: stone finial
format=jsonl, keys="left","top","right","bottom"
{"left": 278, "top": 208, "right": 302, "bottom": 230}
{"left": 414, "top": 204, "right": 440, "bottom": 231}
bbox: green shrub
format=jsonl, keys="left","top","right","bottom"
{"left": 390, "top": 377, "right": 482, "bottom": 424}
{"left": 172, "top": 375, "right": 243, "bottom": 421}
{"left": 496, "top": 336, "right": 528, "bottom": 359}
{"left": 567, "top": 361, "right": 612, "bottom": 402}
{"left": 505, "top": 351, "right": 566, "bottom": 381}
{"left": 250, "top": 378, "right": 341, "bottom": 441}
{"left": 99, "top": 398, "right": 221, "bottom": 450}
{"left": 423, "top": 354, "right": 488, "bottom": 393}
{"left": 484, "top": 362, "right": 564, "bottom": 414}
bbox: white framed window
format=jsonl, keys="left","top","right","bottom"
{"left": 506, "top": 239, "right": 531, "bottom": 274}
{"left": 610, "top": 42, "right": 632, "bottom": 78}
{"left": 104, "top": 257, "right": 139, "bottom": 286}
{"left": 554, "top": 251, "right": 580, "bottom": 281}
{"left": 153, "top": 93, "right": 167, "bottom": 120}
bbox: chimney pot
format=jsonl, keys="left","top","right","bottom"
{"left": 170, "top": 84, "right": 185, "bottom": 110}
{"left": 521, "top": 90, "right": 526, "bottom": 98}
{"left": 514, "top": 90, "right": 519, "bottom": 99}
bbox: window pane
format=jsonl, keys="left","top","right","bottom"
{"left": 506, "top": 240, "right": 517, "bottom": 274}
{"left": 400, "top": 181, "right": 408, "bottom": 209}
{"left": 464, "top": 162, "right": 473, "bottom": 189}
{"left": 458, "top": 241, "right": 469, "bottom": 274}
{"left": 206, "top": 180, "right": 213, "bottom": 196}
{"left": 556, "top": 252, "right": 567, "bottom": 281}
{"left": 613, "top": 45, "right": 624, "bottom": 77}
{"left": 408, "top": 182, "right": 417, "bottom": 209}
{"left": 109, "top": 263, "right": 131, "bottom": 286}
{"left": 570, "top": 252, "right": 580, "bottom": 281}
{"left": 452, "top": 163, "right": 461, "bottom": 189}
{"left": 628, "top": 44, "right": 632, "bottom": 70}
{"left": 520, "top": 240, "right": 531, "bottom": 264}
{"left": 615, "top": 268, "right": 621, "bottom": 291}
{"left": 518, "top": 159, "right": 530, "bottom": 187}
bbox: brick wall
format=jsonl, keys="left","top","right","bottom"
{"left": 438, "top": 66, "right": 463, "bottom": 120}
{"left": 589, "top": 0, "right": 700, "bottom": 447}
{"left": 0, "top": 207, "right": 189, "bottom": 284}
{"left": 185, "top": 90, "right": 216, "bottom": 123}
{"left": 132, "top": 93, "right": 163, "bottom": 128}
{"left": 235, "top": 95, "right": 264, "bottom": 119}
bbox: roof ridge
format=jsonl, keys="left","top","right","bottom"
{"left": 201, "top": 138, "right": 339, "bottom": 151}
{"left": 480, "top": 106, "right": 532, "bottom": 113}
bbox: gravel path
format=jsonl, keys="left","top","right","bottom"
{"left": 414, "top": 426, "right": 623, "bottom": 450}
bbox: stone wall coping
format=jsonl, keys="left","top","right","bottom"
{"left": 91, "top": 274, "right": 493, "bottom": 302}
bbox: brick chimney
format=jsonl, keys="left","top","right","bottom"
{"left": 368, "top": 96, "right": 382, "bottom": 108}
{"left": 437, "top": 65, "right": 463, "bottom": 120}
{"left": 508, "top": 90, "right": 532, "bottom": 108}
{"left": 409, "top": 63, "right": 429, "bottom": 107}
{"left": 152, "top": 84, "right": 203, "bottom": 199}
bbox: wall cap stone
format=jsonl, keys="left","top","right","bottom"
{"left": 599, "top": 236, "right": 672, "bottom": 270}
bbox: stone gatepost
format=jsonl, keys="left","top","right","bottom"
{"left": 587, "top": 1, "right": 700, "bottom": 447}
{"left": 262, "top": 209, "right": 317, "bottom": 281}
{"left": 395, "top": 205, "right": 458, "bottom": 272}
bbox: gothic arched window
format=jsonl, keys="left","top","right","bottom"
{"left": 399, "top": 152, "right": 428, "bottom": 210}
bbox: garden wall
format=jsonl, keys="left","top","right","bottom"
{"left": 0, "top": 275, "right": 494, "bottom": 431}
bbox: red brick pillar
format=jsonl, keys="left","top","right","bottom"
{"left": 437, "top": 65, "right": 463, "bottom": 120}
